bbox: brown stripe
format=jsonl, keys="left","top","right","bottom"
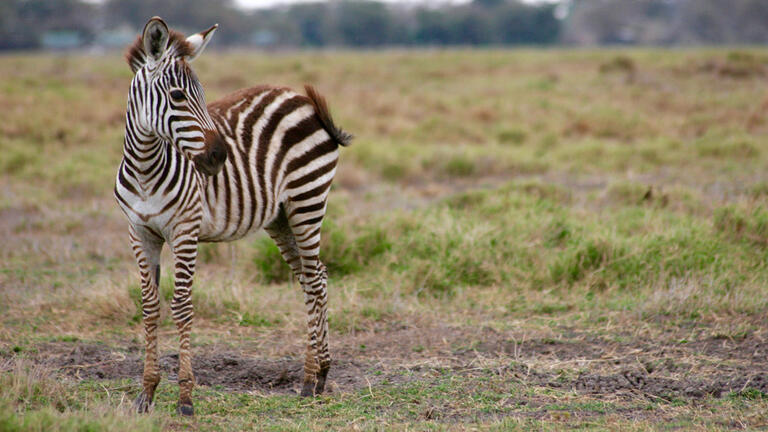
{"left": 255, "top": 95, "right": 307, "bottom": 229}
{"left": 270, "top": 116, "right": 322, "bottom": 190}
{"left": 286, "top": 139, "right": 336, "bottom": 177}
{"left": 291, "top": 178, "right": 333, "bottom": 202}
{"left": 287, "top": 159, "right": 337, "bottom": 190}
{"left": 238, "top": 90, "right": 283, "bottom": 234}
{"left": 288, "top": 201, "right": 326, "bottom": 219}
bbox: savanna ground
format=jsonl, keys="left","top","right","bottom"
{"left": 3, "top": 48, "right": 768, "bottom": 430}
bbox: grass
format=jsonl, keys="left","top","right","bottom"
{"left": 3, "top": 358, "right": 768, "bottom": 431}
{"left": 3, "top": 48, "right": 768, "bottom": 429}
{"left": 0, "top": 362, "right": 161, "bottom": 432}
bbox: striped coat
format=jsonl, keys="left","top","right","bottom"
{"left": 115, "top": 17, "right": 350, "bottom": 416}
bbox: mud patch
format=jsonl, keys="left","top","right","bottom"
{"left": 4, "top": 325, "right": 768, "bottom": 403}
{"left": 14, "top": 342, "right": 380, "bottom": 394}
{"left": 549, "top": 368, "right": 768, "bottom": 401}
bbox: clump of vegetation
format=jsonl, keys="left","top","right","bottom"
{"left": 695, "top": 135, "right": 759, "bottom": 159}
{"left": 604, "top": 182, "right": 666, "bottom": 208}
{"left": 714, "top": 204, "right": 768, "bottom": 247}
{"left": 550, "top": 238, "right": 620, "bottom": 286}
{"left": 442, "top": 154, "right": 477, "bottom": 177}
{"left": 496, "top": 128, "right": 527, "bottom": 146}
{"left": 322, "top": 221, "right": 393, "bottom": 277}
{"left": 716, "top": 51, "right": 767, "bottom": 78}
{"left": 0, "top": 363, "right": 160, "bottom": 432}
{"left": 251, "top": 220, "right": 393, "bottom": 283}
{"left": 599, "top": 55, "right": 636, "bottom": 77}
{"left": 250, "top": 180, "right": 764, "bottom": 297}
{"left": 251, "top": 237, "right": 289, "bottom": 284}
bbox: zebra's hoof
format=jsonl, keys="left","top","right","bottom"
{"left": 133, "top": 391, "right": 154, "bottom": 414}
{"left": 300, "top": 380, "right": 315, "bottom": 397}
{"left": 314, "top": 368, "right": 329, "bottom": 395}
{"left": 177, "top": 402, "right": 195, "bottom": 416}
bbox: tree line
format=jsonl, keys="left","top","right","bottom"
{"left": 1, "top": 0, "right": 768, "bottom": 51}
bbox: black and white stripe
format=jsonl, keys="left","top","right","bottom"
{"left": 115, "top": 17, "right": 350, "bottom": 416}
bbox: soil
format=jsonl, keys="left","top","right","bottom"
{"left": 5, "top": 324, "right": 767, "bottom": 403}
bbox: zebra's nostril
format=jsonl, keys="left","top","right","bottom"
{"left": 211, "top": 145, "right": 227, "bottom": 164}
{"left": 201, "top": 129, "right": 228, "bottom": 167}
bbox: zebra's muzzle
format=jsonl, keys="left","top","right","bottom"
{"left": 193, "top": 131, "right": 227, "bottom": 176}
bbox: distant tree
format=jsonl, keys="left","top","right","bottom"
{"left": 678, "top": 0, "right": 768, "bottom": 44}
{"left": 334, "top": 1, "right": 393, "bottom": 47}
{"left": 0, "top": 1, "right": 33, "bottom": 50}
{"left": 104, "top": 0, "right": 250, "bottom": 45}
{"left": 562, "top": 0, "right": 768, "bottom": 45}
{"left": 414, "top": 0, "right": 557, "bottom": 46}
{"left": 562, "top": 0, "right": 677, "bottom": 45}
{"left": 473, "top": 0, "right": 506, "bottom": 8}
{"left": 288, "top": 3, "right": 330, "bottom": 47}
{"left": 0, "top": 0, "right": 96, "bottom": 50}
{"left": 453, "top": 7, "right": 495, "bottom": 45}
{"left": 496, "top": 2, "right": 560, "bottom": 44}
{"left": 414, "top": 9, "right": 452, "bottom": 45}
{"left": 0, "top": 0, "right": 565, "bottom": 50}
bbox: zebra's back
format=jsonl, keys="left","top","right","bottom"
{"left": 199, "top": 85, "right": 349, "bottom": 242}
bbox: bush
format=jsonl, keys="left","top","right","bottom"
{"left": 251, "top": 219, "right": 393, "bottom": 283}
{"left": 714, "top": 205, "right": 768, "bottom": 247}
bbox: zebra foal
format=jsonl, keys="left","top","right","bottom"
{"left": 114, "top": 17, "right": 351, "bottom": 416}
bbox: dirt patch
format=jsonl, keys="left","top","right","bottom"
{"left": 4, "top": 325, "right": 768, "bottom": 402}
{"left": 568, "top": 369, "right": 768, "bottom": 400}
{"left": 0, "top": 205, "right": 41, "bottom": 236}
{"left": 507, "top": 364, "right": 768, "bottom": 402}
{"left": 17, "top": 342, "right": 378, "bottom": 394}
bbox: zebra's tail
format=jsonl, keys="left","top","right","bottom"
{"left": 304, "top": 85, "right": 353, "bottom": 147}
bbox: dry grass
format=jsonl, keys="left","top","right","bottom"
{"left": 3, "top": 48, "right": 768, "bottom": 430}
{"left": 0, "top": 359, "right": 162, "bottom": 431}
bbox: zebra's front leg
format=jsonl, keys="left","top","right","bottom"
{"left": 129, "top": 227, "right": 163, "bottom": 414}
{"left": 170, "top": 233, "right": 199, "bottom": 416}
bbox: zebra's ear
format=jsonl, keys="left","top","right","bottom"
{"left": 185, "top": 24, "right": 218, "bottom": 62}
{"left": 142, "top": 17, "right": 170, "bottom": 63}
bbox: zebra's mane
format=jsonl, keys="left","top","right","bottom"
{"left": 125, "top": 29, "right": 193, "bottom": 73}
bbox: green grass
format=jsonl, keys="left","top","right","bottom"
{"left": 0, "top": 365, "right": 161, "bottom": 432}
{"left": 4, "top": 361, "right": 767, "bottom": 431}
{"left": 4, "top": 49, "right": 768, "bottom": 197}
{"left": 247, "top": 181, "right": 766, "bottom": 316}
{"left": 4, "top": 48, "right": 768, "bottom": 430}
{"left": 6, "top": 364, "right": 768, "bottom": 431}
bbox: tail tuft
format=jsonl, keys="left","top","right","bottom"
{"left": 304, "top": 85, "right": 353, "bottom": 147}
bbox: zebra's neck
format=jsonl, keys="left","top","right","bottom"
{"left": 119, "top": 109, "right": 202, "bottom": 205}
{"left": 116, "top": 124, "right": 203, "bottom": 235}
{"left": 122, "top": 131, "right": 168, "bottom": 192}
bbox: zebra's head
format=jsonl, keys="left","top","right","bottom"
{"left": 126, "top": 17, "right": 227, "bottom": 176}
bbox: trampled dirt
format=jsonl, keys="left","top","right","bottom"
{"left": 5, "top": 323, "right": 767, "bottom": 404}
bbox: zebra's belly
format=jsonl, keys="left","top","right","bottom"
{"left": 197, "top": 203, "right": 281, "bottom": 243}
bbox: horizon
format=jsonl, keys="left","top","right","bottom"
{"left": 238, "top": 0, "right": 558, "bottom": 10}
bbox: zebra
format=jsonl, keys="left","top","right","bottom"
{"left": 114, "top": 17, "right": 351, "bottom": 416}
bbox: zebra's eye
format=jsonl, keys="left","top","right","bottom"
{"left": 170, "top": 89, "right": 186, "bottom": 102}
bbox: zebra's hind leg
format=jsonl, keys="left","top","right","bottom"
{"left": 297, "top": 257, "right": 330, "bottom": 397}
{"left": 169, "top": 231, "right": 199, "bottom": 416}
{"left": 311, "top": 261, "right": 330, "bottom": 395}
{"left": 265, "top": 205, "right": 329, "bottom": 396}
{"left": 282, "top": 199, "right": 332, "bottom": 397}
{"left": 264, "top": 204, "right": 303, "bottom": 280}
{"left": 128, "top": 226, "right": 163, "bottom": 414}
